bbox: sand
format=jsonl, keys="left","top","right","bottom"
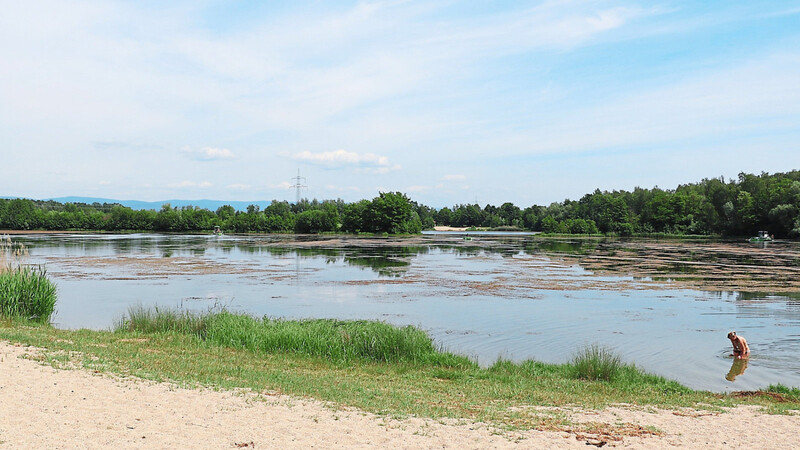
{"left": 1, "top": 342, "right": 798, "bottom": 449}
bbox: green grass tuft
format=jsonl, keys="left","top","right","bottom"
{"left": 0, "top": 266, "right": 57, "bottom": 323}
{"left": 115, "top": 305, "right": 208, "bottom": 337}
{"left": 570, "top": 344, "right": 624, "bottom": 381}
{"left": 767, "top": 384, "right": 800, "bottom": 401}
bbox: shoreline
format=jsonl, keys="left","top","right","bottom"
{"left": 2, "top": 340, "right": 798, "bottom": 448}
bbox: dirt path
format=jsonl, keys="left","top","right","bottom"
{"left": 1, "top": 342, "right": 797, "bottom": 449}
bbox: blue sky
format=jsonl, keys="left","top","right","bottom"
{"left": 2, "top": 1, "right": 799, "bottom": 207}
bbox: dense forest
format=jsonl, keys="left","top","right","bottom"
{"left": 1, "top": 171, "right": 799, "bottom": 237}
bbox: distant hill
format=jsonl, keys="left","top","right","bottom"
{"left": 44, "top": 197, "right": 272, "bottom": 212}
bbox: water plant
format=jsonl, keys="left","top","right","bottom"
{"left": 570, "top": 344, "right": 624, "bottom": 381}
{"left": 0, "top": 236, "right": 58, "bottom": 323}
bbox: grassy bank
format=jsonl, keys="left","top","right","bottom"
{"left": 116, "top": 306, "right": 468, "bottom": 366}
{"left": 2, "top": 310, "right": 799, "bottom": 433}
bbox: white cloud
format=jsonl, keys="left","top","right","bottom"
{"left": 497, "top": 52, "right": 800, "bottom": 157}
{"left": 325, "top": 184, "right": 361, "bottom": 192}
{"left": 442, "top": 174, "right": 466, "bottom": 181}
{"left": 406, "top": 185, "right": 430, "bottom": 193}
{"left": 270, "top": 181, "right": 294, "bottom": 190}
{"left": 168, "top": 180, "right": 212, "bottom": 188}
{"left": 290, "top": 150, "right": 398, "bottom": 173}
{"left": 184, "top": 147, "right": 236, "bottom": 161}
{"left": 2, "top": 2, "right": 798, "bottom": 207}
{"left": 354, "top": 164, "right": 402, "bottom": 175}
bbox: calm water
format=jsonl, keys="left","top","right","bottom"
{"left": 13, "top": 233, "right": 800, "bottom": 392}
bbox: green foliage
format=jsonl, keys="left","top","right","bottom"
{"left": 541, "top": 215, "right": 559, "bottom": 233}
{"left": 366, "top": 192, "right": 422, "bottom": 234}
{"left": 570, "top": 344, "right": 624, "bottom": 381}
{"left": 294, "top": 210, "right": 330, "bottom": 233}
{"left": 430, "top": 171, "right": 800, "bottom": 236}
{"left": 341, "top": 193, "right": 422, "bottom": 234}
{"left": 340, "top": 200, "right": 368, "bottom": 233}
{"left": 2, "top": 170, "right": 800, "bottom": 237}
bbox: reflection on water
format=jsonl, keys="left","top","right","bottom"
{"left": 726, "top": 358, "right": 749, "bottom": 382}
{"left": 12, "top": 233, "right": 800, "bottom": 392}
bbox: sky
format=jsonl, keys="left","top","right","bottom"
{"left": 2, "top": 1, "right": 799, "bottom": 208}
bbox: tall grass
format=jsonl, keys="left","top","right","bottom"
{"left": 207, "top": 313, "right": 470, "bottom": 365}
{"left": 115, "top": 307, "right": 472, "bottom": 367}
{"left": 570, "top": 344, "right": 624, "bottom": 381}
{"left": 115, "top": 305, "right": 208, "bottom": 336}
{"left": 0, "top": 236, "right": 57, "bottom": 323}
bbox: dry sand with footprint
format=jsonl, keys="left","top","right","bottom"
{"left": 1, "top": 342, "right": 798, "bottom": 449}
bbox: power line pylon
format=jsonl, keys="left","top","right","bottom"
{"left": 291, "top": 169, "right": 307, "bottom": 205}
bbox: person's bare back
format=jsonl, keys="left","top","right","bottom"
{"left": 728, "top": 331, "right": 750, "bottom": 359}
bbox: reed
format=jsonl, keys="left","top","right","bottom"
{"left": 0, "top": 235, "right": 29, "bottom": 272}
{"left": 0, "top": 236, "right": 57, "bottom": 323}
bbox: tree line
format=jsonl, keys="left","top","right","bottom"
{"left": 433, "top": 171, "right": 800, "bottom": 237}
{"left": 0, "top": 192, "right": 424, "bottom": 235}
{"left": 1, "top": 171, "right": 799, "bottom": 237}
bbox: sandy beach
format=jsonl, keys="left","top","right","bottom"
{"left": 1, "top": 342, "right": 797, "bottom": 449}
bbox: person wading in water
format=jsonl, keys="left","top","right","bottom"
{"left": 728, "top": 331, "right": 750, "bottom": 359}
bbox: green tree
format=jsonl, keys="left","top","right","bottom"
{"left": 341, "top": 200, "right": 370, "bottom": 233}
{"left": 541, "top": 216, "right": 559, "bottom": 233}
{"left": 364, "top": 192, "right": 422, "bottom": 234}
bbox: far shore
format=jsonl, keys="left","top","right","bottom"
{"left": 1, "top": 229, "right": 90, "bottom": 234}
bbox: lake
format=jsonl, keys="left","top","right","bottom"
{"left": 11, "top": 232, "right": 800, "bottom": 392}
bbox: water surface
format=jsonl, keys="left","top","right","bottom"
{"left": 14, "top": 233, "right": 800, "bottom": 392}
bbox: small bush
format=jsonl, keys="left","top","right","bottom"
{"left": 570, "top": 344, "right": 623, "bottom": 381}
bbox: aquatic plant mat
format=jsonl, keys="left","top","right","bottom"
{"left": 32, "top": 235, "right": 800, "bottom": 293}
{"left": 1, "top": 319, "right": 798, "bottom": 447}
{"left": 573, "top": 239, "right": 800, "bottom": 292}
